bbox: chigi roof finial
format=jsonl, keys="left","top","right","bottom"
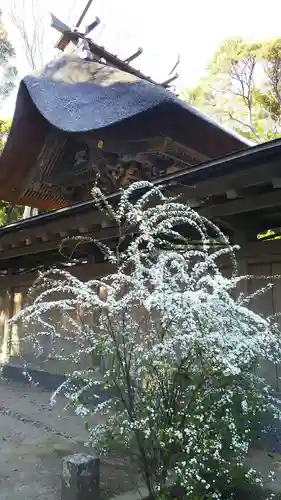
{"left": 50, "top": 0, "right": 178, "bottom": 90}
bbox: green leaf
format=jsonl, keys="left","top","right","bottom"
{"left": 180, "top": 36, "right": 281, "bottom": 143}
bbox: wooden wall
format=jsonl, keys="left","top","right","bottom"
{"left": 237, "top": 241, "right": 281, "bottom": 391}
{"left": 1, "top": 240, "right": 281, "bottom": 390}
{"left": 0, "top": 261, "right": 114, "bottom": 376}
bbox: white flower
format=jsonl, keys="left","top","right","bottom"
{"left": 15, "top": 182, "right": 281, "bottom": 499}
{"left": 144, "top": 429, "right": 151, "bottom": 438}
{"left": 241, "top": 399, "right": 248, "bottom": 414}
{"left": 74, "top": 405, "right": 89, "bottom": 417}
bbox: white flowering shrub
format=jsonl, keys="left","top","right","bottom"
{"left": 14, "top": 182, "right": 281, "bottom": 499}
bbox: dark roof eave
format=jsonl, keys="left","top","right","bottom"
{"left": 0, "top": 135, "right": 280, "bottom": 237}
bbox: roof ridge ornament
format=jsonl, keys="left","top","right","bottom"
{"left": 50, "top": 1, "right": 178, "bottom": 90}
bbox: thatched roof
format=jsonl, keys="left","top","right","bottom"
{"left": 0, "top": 55, "right": 249, "bottom": 210}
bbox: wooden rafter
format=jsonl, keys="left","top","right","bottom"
{"left": 183, "top": 161, "right": 281, "bottom": 199}
{"left": 200, "top": 189, "right": 281, "bottom": 218}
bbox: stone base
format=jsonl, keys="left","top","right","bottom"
{"left": 1, "top": 363, "right": 111, "bottom": 407}
{"left": 61, "top": 453, "right": 100, "bottom": 500}
{"left": 2, "top": 363, "right": 66, "bottom": 390}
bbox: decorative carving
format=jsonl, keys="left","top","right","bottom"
{"left": 73, "top": 148, "right": 89, "bottom": 169}
{"left": 22, "top": 133, "right": 209, "bottom": 207}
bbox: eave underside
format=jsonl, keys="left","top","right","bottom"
{"left": 1, "top": 139, "right": 281, "bottom": 277}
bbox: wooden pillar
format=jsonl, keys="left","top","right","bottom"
{"left": 232, "top": 232, "right": 248, "bottom": 297}
{"left": 0, "top": 287, "right": 14, "bottom": 364}
{"left": 10, "top": 289, "right": 22, "bottom": 358}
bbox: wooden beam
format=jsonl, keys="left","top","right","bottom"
{"left": 173, "top": 161, "right": 281, "bottom": 199}
{"left": 0, "top": 261, "right": 115, "bottom": 289}
{"left": 124, "top": 47, "right": 143, "bottom": 64}
{"left": 226, "top": 189, "right": 239, "bottom": 200}
{"left": 200, "top": 189, "right": 281, "bottom": 218}
{"left": 272, "top": 178, "right": 281, "bottom": 188}
{"left": 41, "top": 233, "right": 52, "bottom": 242}
{"left": 0, "top": 239, "right": 61, "bottom": 261}
{"left": 0, "top": 224, "right": 122, "bottom": 262}
{"left": 0, "top": 210, "right": 103, "bottom": 248}
{"left": 55, "top": 34, "right": 74, "bottom": 51}
{"left": 218, "top": 214, "right": 271, "bottom": 239}
{"left": 239, "top": 239, "right": 281, "bottom": 258}
{"left": 161, "top": 74, "right": 178, "bottom": 88}
{"left": 68, "top": 34, "right": 159, "bottom": 85}
{"left": 75, "top": 0, "right": 94, "bottom": 28}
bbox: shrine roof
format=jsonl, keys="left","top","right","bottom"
{"left": 0, "top": 55, "right": 249, "bottom": 210}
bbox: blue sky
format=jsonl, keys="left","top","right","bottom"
{"left": 2, "top": 0, "right": 281, "bottom": 117}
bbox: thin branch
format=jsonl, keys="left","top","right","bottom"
{"left": 227, "top": 112, "right": 262, "bottom": 141}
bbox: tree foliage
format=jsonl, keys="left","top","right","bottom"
{"left": 182, "top": 37, "right": 281, "bottom": 143}
{"left": 0, "top": 9, "right": 17, "bottom": 100}
{"left": 0, "top": 118, "right": 23, "bottom": 225}
{"left": 0, "top": 13, "right": 23, "bottom": 225}
{"left": 15, "top": 182, "right": 281, "bottom": 499}
{"left": 8, "top": 0, "right": 81, "bottom": 71}
{"left": 0, "top": 117, "right": 10, "bottom": 150}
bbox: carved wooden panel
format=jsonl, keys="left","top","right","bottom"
{"left": 21, "top": 132, "right": 209, "bottom": 207}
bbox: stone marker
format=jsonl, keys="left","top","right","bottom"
{"left": 61, "top": 453, "right": 100, "bottom": 500}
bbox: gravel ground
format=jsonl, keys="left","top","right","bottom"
{"left": 0, "top": 377, "right": 138, "bottom": 500}
{"left": 1, "top": 377, "right": 281, "bottom": 499}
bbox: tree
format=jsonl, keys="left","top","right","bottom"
{"left": 0, "top": 118, "right": 11, "bottom": 151}
{"left": 0, "top": 9, "right": 17, "bottom": 100}
{"left": 0, "top": 11, "right": 23, "bottom": 225}
{"left": 8, "top": 0, "right": 81, "bottom": 72}
{"left": 8, "top": 0, "right": 45, "bottom": 71}
{"left": 182, "top": 37, "right": 281, "bottom": 143}
{"left": 0, "top": 120, "right": 24, "bottom": 225}
{"left": 16, "top": 182, "right": 281, "bottom": 499}
{"left": 0, "top": 117, "right": 25, "bottom": 224}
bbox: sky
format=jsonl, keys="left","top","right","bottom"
{"left": 1, "top": 0, "right": 281, "bottom": 117}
